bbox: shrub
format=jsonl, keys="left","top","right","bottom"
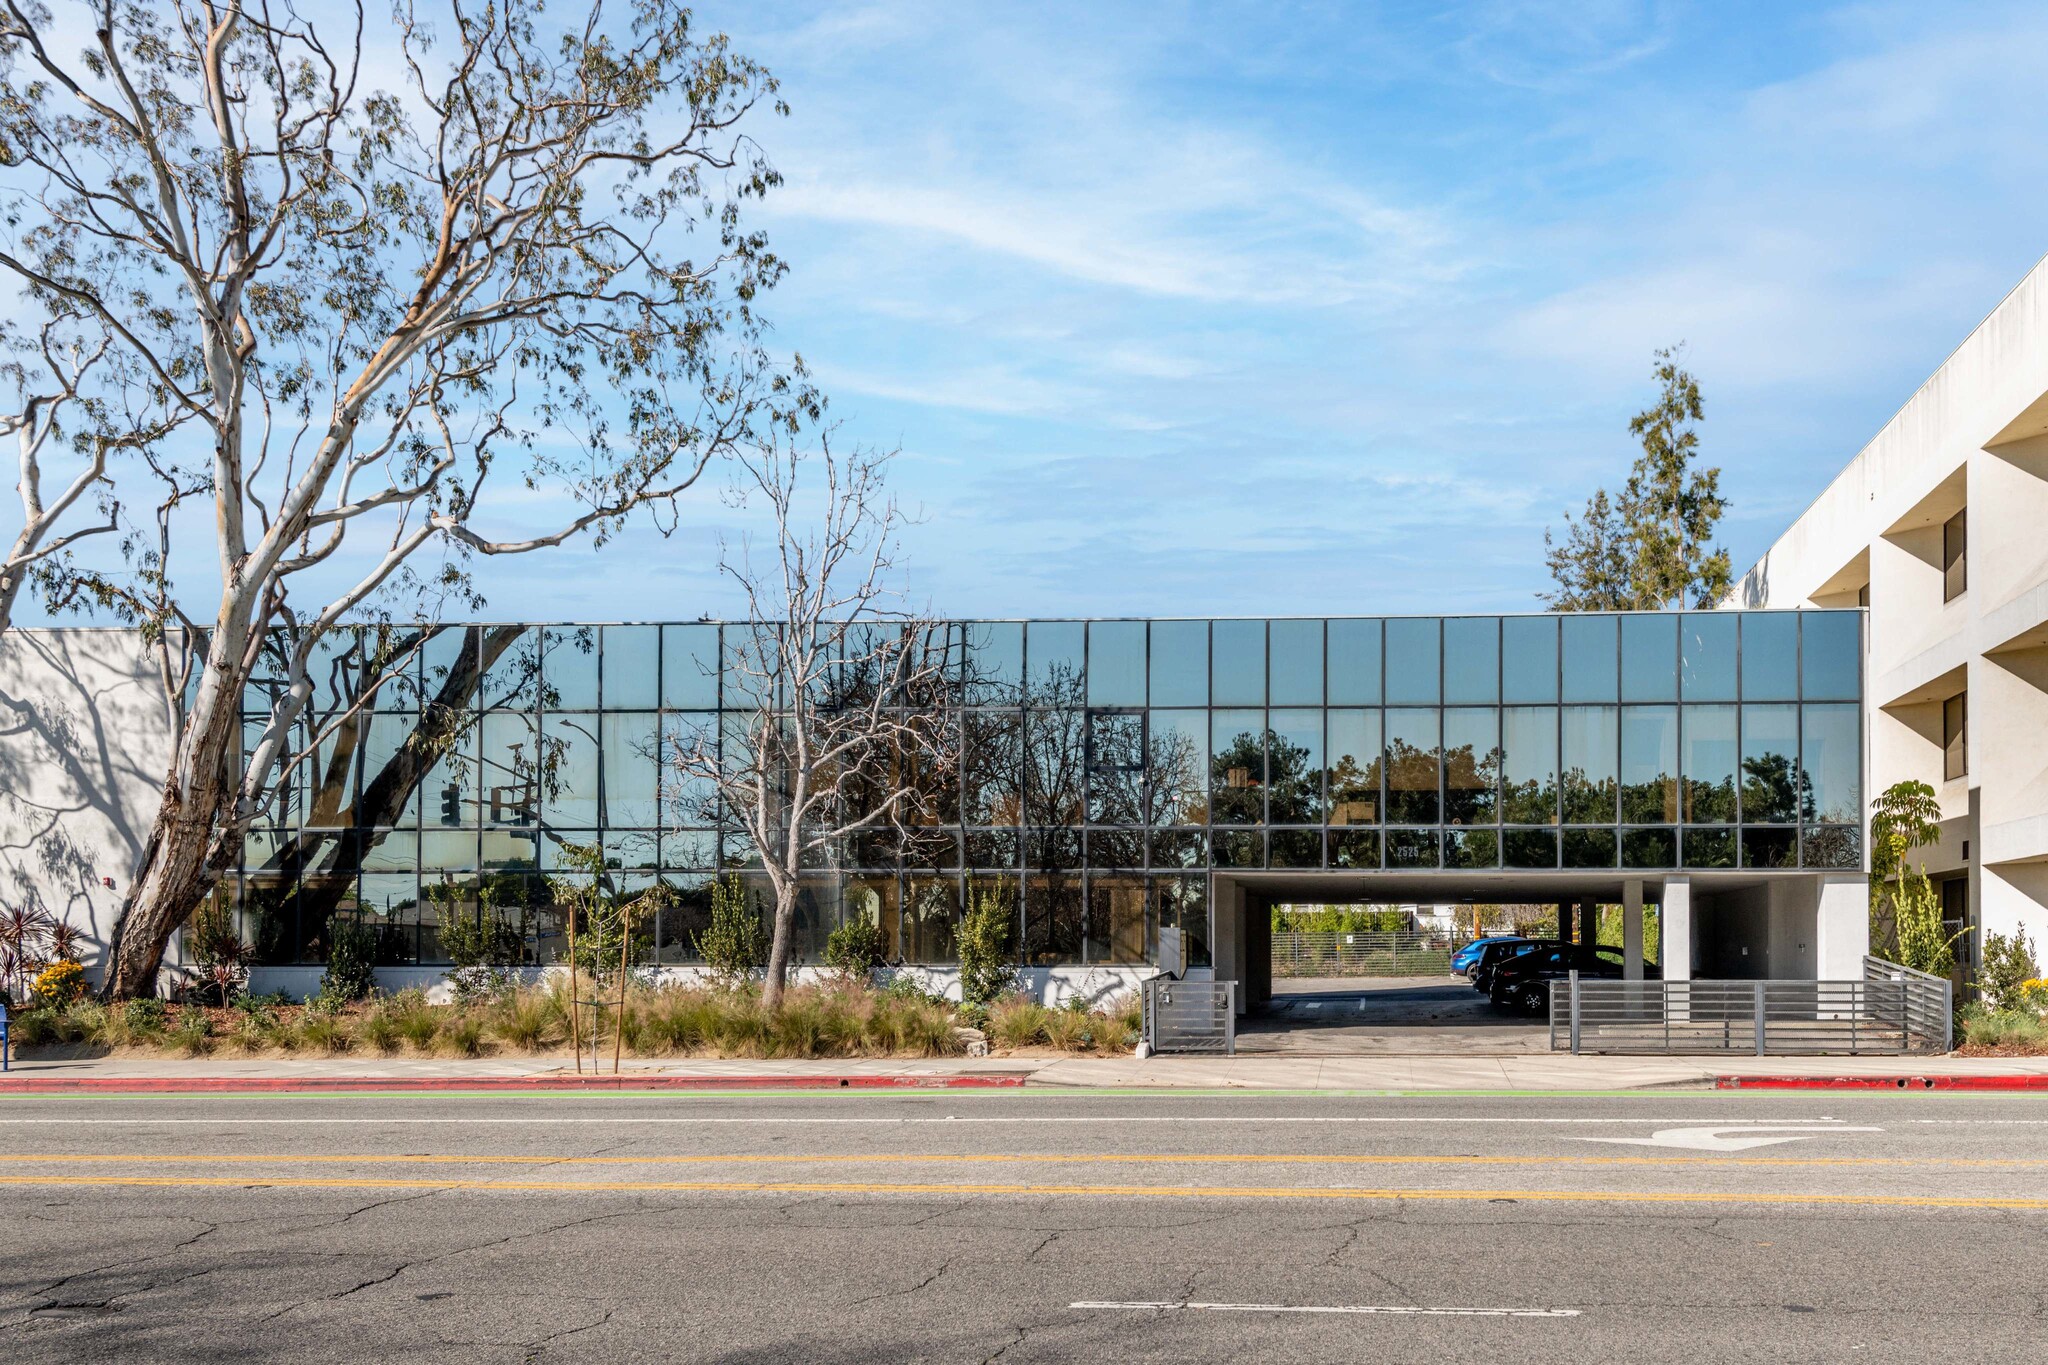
{"left": 1960, "top": 1002, "right": 2048, "bottom": 1050}
{"left": 10, "top": 1007, "right": 57, "bottom": 1046}
{"left": 122, "top": 997, "right": 170, "bottom": 1033}
{"left": 823, "top": 917, "right": 887, "bottom": 983}
{"left": 185, "top": 898, "right": 252, "bottom": 1006}
{"left": 491, "top": 990, "right": 560, "bottom": 1052}
{"left": 438, "top": 1014, "right": 487, "bottom": 1058}
{"left": 957, "top": 881, "right": 1017, "bottom": 1007}
{"left": 355, "top": 1006, "right": 401, "bottom": 1055}
{"left": 388, "top": 990, "right": 440, "bottom": 1051}
{"left": 1978, "top": 927, "right": 2039, "bottom": 1011}
{"left": 988, "top": 995, "right": 1048, "bottom": 1049}
{"left": 318, "top": 920, "right": 379, "bottom": 1007}
{"left": 297, "top": 1012, "right": 350, "bottom": 1054}
{"left": 31, "top": 959, "right": 86, "bottom": 1007}
{"left": 440, "top": 910, "right": 524, "bottom": 1002}
{"left": 696, "top": 875, "right": 765, "bottom": 989}
{"left": 168, "top": 1008, "right": 214, "bottom": 1056}
{"left": 1041, "top": 1006, "right": 1092, "bottom": 1052}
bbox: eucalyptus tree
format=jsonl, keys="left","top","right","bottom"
{"left": 0, "top": 0, "right": 812, "bottom": 996}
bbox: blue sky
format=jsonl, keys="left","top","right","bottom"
{"left": 521, "top": 0, "right": 2048, "bottom": 622}
{"left": 32, "top": 1, "right": 2048, "bottom": 627}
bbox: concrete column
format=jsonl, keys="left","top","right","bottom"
{"left": 1662, "top": 877, "right": 1692, "bottom": 983}
{"left": 1623, "top": 878, "right": 1644, "bottom": 981}
{"left": 1815, "top": 874, "right": 1870, "bottom": 981}
{"left": 1577, "top": 899, "right": 1597, "bottom": 950}
{"left": 1556, "top": 901, "right": 1571, "bottom": 944}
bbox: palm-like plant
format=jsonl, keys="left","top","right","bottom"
{"left": 0, "top": 904, "right": 56, "bottom": 1001}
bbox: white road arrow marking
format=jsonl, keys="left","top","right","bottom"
{"left": 1575, "top": 1125, "right": 1883, "bottom": 1152}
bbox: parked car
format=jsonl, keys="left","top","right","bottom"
{"left": 1451, "top": 935, "right": 1522, "bottom": 977}
{"left": 1488, "top": 945, "right": 1662, "bottom": 1015}
{"left": 1468, "top": 938, "right": 1556, "bottom": 994}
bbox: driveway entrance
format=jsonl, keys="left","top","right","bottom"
{"left": 1238, "top": 975, "right": 1552, "bottom": 1055}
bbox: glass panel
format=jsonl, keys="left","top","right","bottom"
{"left": 1741, "top": 614, "right": 1799, "bottom": 701}
{"left": 1802, "top": 704, "right": 1861, "bottom": 824}
{"left": 659, "top": 624, "right": 720, "bottom": 709}
{"left": 903, "top": 877, "right": 961, "bottom": 963}
{"left": 1268, "top": 829, "right": 1321, "bottom": 868}
{"left": 1086, "top": 712, "right": 1145, "bottom": 824}
{"left": 1682, "top": 705, "right": 1738, "bottom": 823}
{"left": 600, "top": 712, "right": 660, "bottom": 828}
{"left": 1620, "top": 706, "right": 1679, "bottom": 823}
{"left": 1620, "top": 615, "right": 1678, "bottom": 702}
{"left": 1211, "top": 620, "right": 1266, "bottom": 706}
{"left": 1149, "top": 829, "right": 1206, "bottom": 869}
{"left": 1742, "top": 827, "right": 1797, "bottom": 869}
{"left": 1502, "top": 616, "right": 1559, "bottom": 703}
{"left": 1563, "top": 828, "right": 1616, "bottom": 869}
{"left": 1804, "top": 826, "right": 1861, "bottom": 870}
{"left": 1560, "top": 706, "right": 1618, "bottom": 824}
{"left": 1213, "top": 830, "right": 1263, "bottom": 868}
{"left": 1087, "top": 828, "right": 1144, "bottom": 868}
{"left": 1266, "top": 709, "right": 1323, "bottom": 824}
{"left": 1149, "top": 620, "right": 1208, "bottom": 707}
{"left": 1146, "top": 710, "right": 1208, "bottom": 826}
{"left": 1682, "top": 613, "right": 1738, "bottom": 701}
{"left": 965, "top": 622, "right": 1023, "bottom": 705}
{"left": 480, "top": 627, "right": 543, "bottom": 712}
{"left": 1210, "top": 710, "right": 1265, "bottom": 825}
{"left": 1560, "top": 615, "right": 1618, "bottom": 702}
{"left": 1086, "top": 621, "right": 1145, "bottom": 707}
{"left": 600, "top": 625, "right": 658, "bottom": 709}
{"left": 1443, "top": 618, "right": 1499, "bottom": 704}
{"left": 964, "top": 711, "right": 1024, "bottom": 825}
{"left": 1384, "top": 618, "right": 1440, "bottom": 704}
{"left": 1687, "top": 826, "right": 1736, "bottom": 871}
{"left": 1269, "top": 619, "right": 1323, "bottom": 706}
{"left": 1386, "top": 828, "right": 1439, "bottom": 869}
{"left": 1443, "top": 708, "right": 1498, "bottom": 826}
{"left": 1024, "top": 872, "right": 1083, "bottom": 964}
{"left": 358, "top": 712, "right": 420, "bottom": 826}
{"left": 1384, "top": 708, "right": 1439, "bottom": 825}
{"left": 541, "top": 625, "right": 599, "bottom": 710}
{"left": 1500, "top": 706, "right": 1558, "bottom": 825}
{"left": 1087, "top": 872, "right": 1151, "bottom": 964}
{"left": 1327, "top": 618, "right": 1382, "bottom": 705}
{"left": 1741, "top": 704, "right": 1801, "bottom": 823}
{"left": 1026, "top": 621, "right": 1084, "bottom": 703}
{"left": 1327, "top": 829, "right": 1380, "bottom": 869}
{"left": 1152, "top": 875, "right": 1208, "bottom": 966}
{"left": 1326, "top": 710, "right": 1382, "bottom": 826}
{"left": 1622, "top": 827, "right": 1676, "bottom": 869}
{"left": 1503, "top": 828, "right": 1556, "bottom": 869}
{"left": 540, "top": 713, "right": 600, "bottom": 826}
{"left": 1024, "top": 707, "right": 1086, "bottom": 828}
{"left": 1802, "top": 613, "right": 1861, "bottom": 701}
{"left": 966, "top": 829, "right": 1022, "bottom": 868}
{"left": 1445, "top": 828, "right": 1498, "bottom": 869}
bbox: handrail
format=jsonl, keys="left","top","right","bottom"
{"left": 1863, "top": 954, "right": 1948, "bottom": 986}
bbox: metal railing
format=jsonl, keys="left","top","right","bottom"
{"left": 1141, "top": 978, "right": 1236, "bottom": 1055}
{"left": 1270, "top": 931, "right": 1464, "bottom": 978}
{"left": 1552, "top": 960, "right": 1952, "bottom": 1055}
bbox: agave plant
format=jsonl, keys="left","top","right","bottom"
{"left": 44, "top": 920, "right": 87, "bottom": 965}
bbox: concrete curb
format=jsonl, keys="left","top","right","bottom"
{"left": 1716, "top": 1074, "right": 2048, "bottom": 1092}
{"left": 0, "top": 1073, "right": 1029, "bottom": 1095}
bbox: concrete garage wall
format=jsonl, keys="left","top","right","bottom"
{"left": 1692, "top": 881, "right": 1819, "bottom": 980}
{"left": 0, "top": 629, "right": 179, "bottom": 990}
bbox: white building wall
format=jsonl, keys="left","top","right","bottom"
{"left": 1734, "top": 251, "right": 2048, "bottom": 958}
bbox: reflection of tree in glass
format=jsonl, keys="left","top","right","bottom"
{"left": 1384, "top": 738, "right": 1440, "bottom": 824}
{"left": 1740, "top": 752, "right": 1815, "bottom": 824}
{"left": 1443, "top": 743, "right": 1502, "bottom": 825}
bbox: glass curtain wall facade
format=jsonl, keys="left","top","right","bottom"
{"left": 228, "top": 611, "right": 1864, "bottom": 971}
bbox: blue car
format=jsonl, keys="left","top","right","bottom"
{"left": 1451, "top": 935, "right": 1523, "bottom": 977}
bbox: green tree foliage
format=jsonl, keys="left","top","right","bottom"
{"left": 1867, "top": 779, "right": 1967, "bottom": 973}
{"left": 1977, "top": 928, "right": 2039, "bottom": 1011}
{"left": 697, "top": 875, "right": 766, "bottom": 991}
{"left": 1270, "top": 906, "right": 1410, "bottom": 933}
{"left": 957, "top": 881, "right": 1019, "bottom": 1007}
{"left": 317, "top": 920, "right": 378, "bottom": 1007}
{"left": 1544, "top": 346, "right": 1731, "bottom": 610}
{"left": 823, "top": 917, "right": 888, "bottom": 983}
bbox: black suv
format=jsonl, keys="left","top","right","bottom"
{"left": 1488, "top": 945, "right": 1660, "bottom": 1015}
{"left": 1467, "top": 938, "right": 1557, "bottom": 995}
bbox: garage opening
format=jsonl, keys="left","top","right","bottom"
{"left": 1221, "top": 877, "right": 1665, "bottom": 1055}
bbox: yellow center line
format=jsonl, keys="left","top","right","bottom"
{"left": 1, "top": 1172, "right": 2045, "bottom": 1210}
{"left": 8, "top": 1151, "right": 2048, "bottom": 1170}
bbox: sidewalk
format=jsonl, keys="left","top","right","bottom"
{"left": 7, "top": 1050, "right": 2048, "bottom": 1092}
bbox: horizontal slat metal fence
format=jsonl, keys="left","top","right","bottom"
{"left": 1270, "top": 931, "right": 1465, "bottom": 978}
{"left": 1863, "top": 955, "right": 1955, "bottom": 1053}
{"left": 1141, "top": 979, "right": 1236, "bottom": 1055}
{"left": 1552, "top": 964, "right": 1951, "bottom": 1056}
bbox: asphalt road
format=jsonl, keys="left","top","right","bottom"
{"left": 3, "top": 1088, "right": 2046, "bottom": 1363}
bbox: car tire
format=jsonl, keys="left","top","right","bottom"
{"left": 1517, "top": 984, "right": 1547, "bottom": 1016}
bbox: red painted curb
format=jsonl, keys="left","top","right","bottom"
{"left": 1716, "top": 1074, "right": 2048, "bottom": 1092}
{"left": 0, "top": 1074, "right": 1028, "bottom": 1095}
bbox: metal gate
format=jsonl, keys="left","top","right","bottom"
{"left": 1141, "top": 978, "right": 1236, "bottom": 1055}
{"left": 1270, "top": 931, "right": 1465, "bottom": 978}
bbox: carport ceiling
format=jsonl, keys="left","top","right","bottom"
{"left": 1221, "top": 870, "right": 1802, "bottom": 903}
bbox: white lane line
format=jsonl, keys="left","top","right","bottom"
{"left": 1072, "top": 1301, "right": 1580, "bottom": 1318}
{"left": 0, "top": 1115, "right": 1861, "bottom": 1126}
